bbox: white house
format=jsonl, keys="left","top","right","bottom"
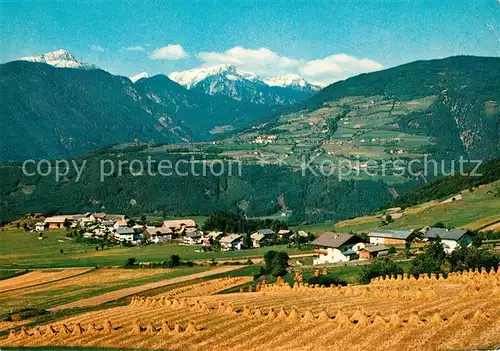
{"left": 35, "top": 222, "right": 47, "bottom": 231}
{"left": 424, "top": 228, "right": 474, "bottom": 254}
{"left": 113, "top": 227, "right": 142, "bottom": 244}
{"left": 220, "top": 234, "right": 243, "bottom": 251}
{"left": 312, "top": 232, "right": 367, "bottom": 265}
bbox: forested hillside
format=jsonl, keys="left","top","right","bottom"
{"left": 0, "top": 148, "right": 405, "bottom": 225}
{"left": 0, "top": 61, "right": 187, "bottom": 161}
{"left": 0, "top": 62, "right": 280, "bottom": 161}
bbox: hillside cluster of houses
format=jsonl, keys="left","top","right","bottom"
{"left": 35, "top": 213, "right": 308, "bottom": 251}
{"left": 312, "top": 227, "right": 475, "bottom": 265}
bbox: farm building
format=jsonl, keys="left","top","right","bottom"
{"left": 202, "top": 231, "right": 225, "bottom": 247}
{"left": 145, "top": 227, "right": 173, "bottom": 243}
{"left": 220, "top": 234, "right": 243, "bottom": 251}
{"left": 358, "top": 245, "right": 390, "bottom": 260}
{"left": 312, "top": 232, "right": 367, "bottom": 265}
{"left": 277, "top": 229, "right": 292, "bottom": 239}
{"left": 368, "top": 230, "right": 416, "bottom": 245}
{"left": 250, "top": 233, "right": 266, "bottom": 248}
{"left": 182, "top": 229, "right": 203, "bottom": 245}
{"left": 162, "top": 219, "right": 197, "bottom": 233}
{"left": 253, "top": 229, "right": 275, "bottom": 236}
{"left": 250, "top": 229, "right": 275, "bottom": 247}
{"left": 113, "top": 218, "right": 129, "bottom": 228}
{"left": 424, "top": 227, "right": 474, "bottom": 254}
{"left": 43, "top": 215, "right": 78, "bottom": 229}
{"left": 293, "top": 230, "right": 310, "bottom": 241}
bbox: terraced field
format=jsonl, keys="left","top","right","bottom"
{"left": 3, "top": 268, "right": 499, "bottom": 351}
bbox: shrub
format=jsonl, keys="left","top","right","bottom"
{"left": 359, "top": 257, "right": 404, "bottom": 284}
{"left": 306, "top": 274, "right": 347, "bottom": 287}
{"left": 448, "top": 245, "right": 500, "bottom": 272}
{"left": 125, "top": 257, "right": 136, "bottom": 268}
{"left": 409, "top": 239, "right": 447, "bottom": 277}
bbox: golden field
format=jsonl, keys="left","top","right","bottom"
{"left": 0, "top": 268, "right": 176, "bottom": 314}
{"left": 0, "top": 268, "right": 91, "bottom": 293}
{"left": 2, "top": 268, "right": 499, "bottom": 351}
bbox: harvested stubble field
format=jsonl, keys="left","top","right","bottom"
{"left": 0, "top": 268, "right": 91, "bottom": 293}
{"left": 2, "top": 268, "right": 499, "bottom": 351}
{"left": 0, "top": 267, "right": 210, "bottom": 315}
{"left": 155, "top": 277, "right": 253, "bottom": 299}
{"left": 50, "top": 265, "right": 243, "bottom": 311}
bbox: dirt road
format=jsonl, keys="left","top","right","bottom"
{"left": 49, "top": 265, "right": 243, "bottom": 311}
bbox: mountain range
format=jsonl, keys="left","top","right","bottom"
{"left": 19, "top": 49, "right": 98, "bottom": 70}
{"left": 0, "top": 53, "right": 499, "bottom": 224}
{"left": 0, "top": 50, "right": 315, "bottom": 161}
{"left": 167, "top": 64, "right": 320, "bottom": 105}
{"left": 2, "top": 51, "right": 499, "bottom": 163}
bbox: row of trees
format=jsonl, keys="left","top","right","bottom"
{"left": 202, "top": 211, "right": 288, "bottom": 234}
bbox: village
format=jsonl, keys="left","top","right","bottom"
{"left": 30, "top": 212, "right": 475, "bottom": 263}
{"left": 32, "top": 213, "right": 311, "bottom": 252}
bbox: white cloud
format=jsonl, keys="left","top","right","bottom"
{"left": 89, "top": 45, "right": 105, "bottom": 52}
{"left": 300, "top": 54, "right": 384, "bottom": 85}
{"left": 197, "top": 46, "right": 300, "bottom": 76}
{"left": 125, "top": 46, "right": 146, "bottom": 52}
{"left": 149, "top": 44, "right": 189, "bottom": 60}
{"left": 194, "top": 46, "right": 383, "bottom": 86}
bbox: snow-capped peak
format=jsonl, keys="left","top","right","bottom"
{"left": 264, "top": 74, "right": 321, "bottom": 91}
{"left": 130, "top": 72, "right": 150, "bottom": 83}
{"left": 19, "top": 49, "right": 98, "bottom": 70}
{"left": 169, "top": 64, "right": 259, "bottom": 88}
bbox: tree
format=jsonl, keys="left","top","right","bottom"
{"left": 327, "top": 118, "right": 338, "bottom": 136}
{"left": 448, "top": 244, "right": 499, "bottom": 272}
{"left": 243, "top": 234, "right": 252, "bottom": 249}
{"left": 125, "top": 257, "right": 136, "bottom": 268}
{"left": 263, "top": 250, "right": 289, "bottom": 277}
{"left": 432, "top": 222, "right": 447, "bottom": 228}
{"left": 404, "top": 240, "right": 412, "bottom": 258}
{"left": 169, "top": 254, "right": 181, "bottom": 267}
{"left": 63, "top": 218, "right": 71, "bottom": 229}
{"left": 409, "top": 238, "right": 446, "bottom": 277}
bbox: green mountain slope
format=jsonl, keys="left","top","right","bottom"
{"left": 0, "top": 62, "right": 286, "bottom": 162}
{"left": 134, "top": 75, "right": 277, "bottom": 138}
{"left": 0, "top": 61, "right": 189, "bottom": 161}
{"left": 300, "top": 56, "right": 500, "bottom": 159}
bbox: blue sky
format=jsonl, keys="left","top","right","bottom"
{"left": 2, "top": 0, "right": 499, "bottom": 85}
